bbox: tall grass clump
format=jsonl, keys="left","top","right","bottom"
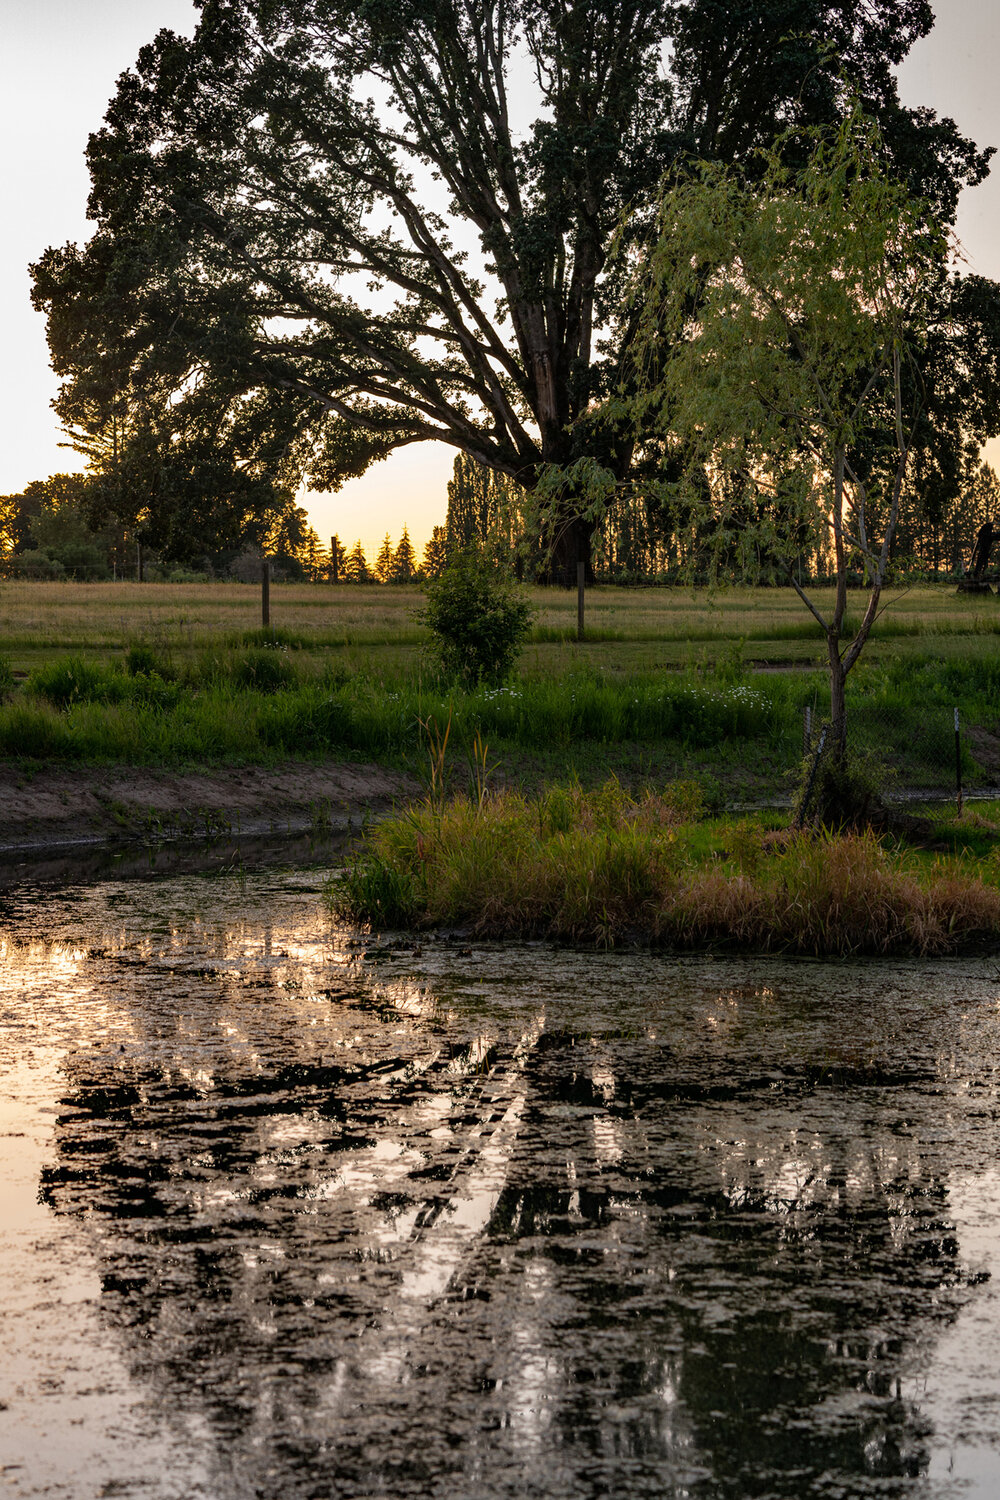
{"left": 231, "top": 647, "right": 297, "bottom": 693}
{"left": 330, "top": 781, "right": 1000, "bottom": 956}
{"left": 27, "top": 656, "right": 179, "bottom": 709}
{"left": 0, "top": 702, "right": 74, "bottom": 759}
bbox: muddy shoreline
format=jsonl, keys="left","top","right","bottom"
{"left": 0, "top": 759, "right": 417, "bottom": 867}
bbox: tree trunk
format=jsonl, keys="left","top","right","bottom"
{"left": 549, "top": 515, "right": 593, "bottom": 590}
{"left": 827, "top": 628, "right": 847, "bottom": 759}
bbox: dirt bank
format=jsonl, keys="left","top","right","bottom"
{"left": 0, "top": 760, "right": 418, "bottom": 854}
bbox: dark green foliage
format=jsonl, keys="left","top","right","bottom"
{"left": 125, "top": 643, "right": 172, "bottom": 678}
{"left": 333, "top": 857, "right": 422, "bottom": 929}
{"left": 0, "top": 704, "right": 73, "bottom": 760}
{"left": 423, "top": 553, "right": 532, "bottom": 686}
{"left": 9, "top": 550, "right": 67, "bottom": 581}
{"left": 0, "top": 656, "right": 13, "bottom": 699}
{"left": 28, "top": 656, "right": 178, "bottom": 709}
{"left": 231, "top": 649, "right": 296, "bottom": 693}
{"left": 29, "top": 657, "right": 118, "bottom": 707}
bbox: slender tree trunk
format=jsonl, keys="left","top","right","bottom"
{"left": 828, "top": 631, "right": 847, "bottom": 757}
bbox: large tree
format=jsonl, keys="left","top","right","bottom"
{"left": 31, "top": 0, "right": 990, "bottom": 581}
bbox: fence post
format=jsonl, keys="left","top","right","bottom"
{"left": 803, "top": 705, "right": 812, "bottom": 755}
{"left": 955, "top": 706, "right": 963, "bottom": 816}
{"left": 261, "top": 556, "right": 270, "bottom": 629}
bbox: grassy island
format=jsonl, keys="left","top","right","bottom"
{"left": 330, "top": 780, "right": 1000, "bottom": 957}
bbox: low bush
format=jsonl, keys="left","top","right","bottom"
{"left": 124, "top": 643, "right": 173, "bottom": 679}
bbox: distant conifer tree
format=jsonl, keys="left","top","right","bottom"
{"left": 345, "top": 539, "right": 370, "bottom": 583}
{"left": 422, "top": 524, "right": 450, "bottom": 579}
{"left": 374, "top": 532, "right": 395, "bottom": 583}
{"left": 393, "top": 525, "right": 417, "bottom": 582}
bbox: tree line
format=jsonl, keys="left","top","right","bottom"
{"left": 0, "top": 472, "right": 460, "bottom": 585}
{"left": 0, "top": 474, "right": 330, "bottom": 582}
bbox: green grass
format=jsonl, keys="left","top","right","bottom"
{"left": 0, "top": 639, "right": 995, "bottom": 805}
{"left": 329, "top": 780, "right": 1000, "bottom": 956}
{"left": 0, "top": 581, "right": 998, "bottom": 802}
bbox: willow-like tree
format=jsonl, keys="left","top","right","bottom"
{"left": 30, "top": 1, "right": 989, "bottom": 585}
{"left": 627, "top": 107, "right": 955, "bottom": 754}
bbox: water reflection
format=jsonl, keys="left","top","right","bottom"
{"left": 3, "top": 872, "right": 1000, "bottom": 1497}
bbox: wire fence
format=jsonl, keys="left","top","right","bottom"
{"left": 799, "top": 702, "right": 995, "bottom": 809}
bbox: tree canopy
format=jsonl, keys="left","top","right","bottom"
{"left": 623, "top": 106, "right": 963, "bottom": 754}
{"left": 31, "top": 0, "right": 992, "bottom": 574}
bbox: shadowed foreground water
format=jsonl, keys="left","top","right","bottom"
{"left": 3, "top": 868, "right": 1000, "bottom": 1498}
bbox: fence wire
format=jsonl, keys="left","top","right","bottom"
{"left": 800, "top": 702, "right": 989, "bottom": 806}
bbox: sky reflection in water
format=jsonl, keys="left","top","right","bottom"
{"left": 3, "top": 869, "right": 1000, "bottom": 1498}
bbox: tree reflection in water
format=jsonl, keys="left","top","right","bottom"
{"left": 11, "top": 877, "right": 997, "bottom": 1498}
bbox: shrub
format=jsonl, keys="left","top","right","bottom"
{"left": 422, "top": 549, "right": 532, "bottom": 686}
{"left": 9, "top": 550, "right": 66, "bottom": 581}
{"left": 125, "top": 643, "right": 172, "bottom": 679}
{"left": 231, "top": 647, "right": 296, "bottom": 693}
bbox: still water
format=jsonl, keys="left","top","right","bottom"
{"left": 3, "top": 865, "right": 1000, "bottom": 1498}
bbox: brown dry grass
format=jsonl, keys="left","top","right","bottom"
{"left": 2, "top": 578, "right": 998, "bottom": 669}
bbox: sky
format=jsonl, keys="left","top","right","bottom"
{"left": 2, "top": 0, "right": 1000, "bottom": 560}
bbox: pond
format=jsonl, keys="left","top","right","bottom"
{"left": 3, "top": 862, "right": 1000, "bottom": 1498}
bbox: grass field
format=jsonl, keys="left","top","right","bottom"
{"left": 0, "top": 580, "right": 998, "bottom": 803}
{"left": 3, "top": 579, "right": 1000, "bottom": 673}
